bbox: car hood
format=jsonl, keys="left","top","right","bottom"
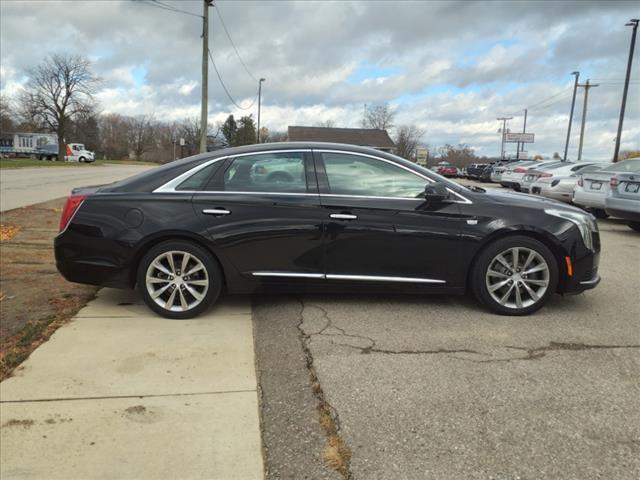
{"left": 481, "top": 189, "right": 584, "bottom": 213}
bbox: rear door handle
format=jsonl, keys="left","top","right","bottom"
{"left": 203, "top": 208, "right": 231, "bottom": 215}
{"left": 329, "top": 213, "right": 357, "bottom": 220}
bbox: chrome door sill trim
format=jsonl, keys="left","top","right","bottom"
{"left": 250, "top": 272, "right": 446, "bottom": 284}
{"left": 251, "top": 272, "right": 325, "bottom": 279}
{"left": 326, "top": 274, "right": 446, "bottom": 284}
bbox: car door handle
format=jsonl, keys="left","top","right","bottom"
{"left": 202, "top": 208, "right": 231, "bottom": 215}
{"left": 329, "top": 213, "right": 357, "bottom": 220}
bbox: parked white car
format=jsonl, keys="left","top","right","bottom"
{"left": 501, "top": 160, "right": 559, "bottom": 191}
{"left": 573, "top": 159, "right": 640, "bottom": 218}
{"left": 527, "top": 162, "right": 607, "bottom": 196}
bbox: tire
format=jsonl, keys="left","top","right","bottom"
{"left": 628, "top": 222, "right": 640, "bottom": 232}
{"left": 591, "top": 209, "right": 608, "bottom": 219}
{"left": 79, "top": 156, "right": 86, "bottom": 163}
{"left": 471, "top": 235, "right": 559, "bottom": 316}
{"left": 137, "top": 240, "right": 222, "bottom": 319}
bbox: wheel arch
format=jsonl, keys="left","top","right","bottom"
{"left": 128, "top": 231, "right": 229, "bottom": 290}
{"left": 466, "top": 227, "right": 569, "bottom": 294}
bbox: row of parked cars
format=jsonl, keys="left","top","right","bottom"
{"left": 476, "top": 158, "right": 640, "bottom": 231}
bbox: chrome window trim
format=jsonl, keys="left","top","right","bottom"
{"left": 153, "top": 149, "right": 312, "bottom": 193}
{"left": 251, "top": 271, "right": 446, "bottom": 284}
{"left": 314, "top": 149, "right": 472, "bottom": 204}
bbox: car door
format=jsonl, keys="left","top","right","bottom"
{"left": 191, "top": 150, "right": 325, "bottom": 282}
{"left": 314, "top": 150, "right": 468, "bottom": 287}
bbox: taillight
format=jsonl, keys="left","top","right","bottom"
{"left": 59, "top": 194, "right": 87, "bottom": 232}
{"left": 541, "top": 173, "right": 553, "bottom": 178}
{"left": 610, "top": 176, "right": 619, "bottom": 188}
{"left": 514, "top": 167, "right": 527, "bottom": 173}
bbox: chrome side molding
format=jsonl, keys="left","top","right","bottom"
{"left": 251, "top": 272, "right": 446, "bottom": 284}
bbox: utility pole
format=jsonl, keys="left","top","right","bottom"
{"left": 563, "top": 71, "right": 580, "bottom": 162}
{"left": 256, "top": 78, "right": 265, "bottom": 143}
{"left": 199, "top": 0, "right": 213, "bottom": 154}
{"left": 520, "top": 108, "right": 528, "bottom": 157}
{"left": 497, "top": 117, "right": 512, "bottom": 160}
{"left": 613, "top": 18, "right": 639, "bottom": 162}
{"left": 577, "top": 80, "right": 599, "bottom": 161}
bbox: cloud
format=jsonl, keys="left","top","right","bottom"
{"left": 1, "top": 0, "right": 638, "bottom": 160}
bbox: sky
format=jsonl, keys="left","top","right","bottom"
{"left": 1, "top": 0, "right": 639, "bottom": 160}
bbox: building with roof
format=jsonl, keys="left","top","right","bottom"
{"left": 287, "top": 126, "right": 395, "bottom": 152}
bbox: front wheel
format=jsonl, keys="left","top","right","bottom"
{"left": 137, "top": 240, "right": 222, "bottom": 319}
{"left": 591, "top": 208, "right": 608, "bottom": 219}
{"left": 472, "top": 236, "right": 559, "bottom": 315}
{"left": 628, "top": 222, "right": 640, "bottom": 232}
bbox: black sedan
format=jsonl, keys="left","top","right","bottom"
{"left": 55, "top": 142, "right": 601, "bottom": 318}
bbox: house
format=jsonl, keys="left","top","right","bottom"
{"left": 287, "top": 126, "right": 395, "bottom": 152}
{"left": 0, "top": 132, "right": 57, "bottom": 155}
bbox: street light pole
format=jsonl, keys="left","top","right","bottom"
{"left": 613, "top": 18, "right": 639, "bottom": 162}
{"left": 577, "top": 80, "right": 599, "bottom": 161}
{"left": 256, "top": 77, "right": 265, "bottom": 143}
{"left": 497, "top": 117, "right": 512, "bottom": 160}
{"left": 563, "top": 71, "right": 580, "bottom": 162}
{"left": 199, "top": 0, "right": 213, "bottom": 154}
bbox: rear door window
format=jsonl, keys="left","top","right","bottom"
{"left": 222, "top": 152, "right": 307, "bottom": 193}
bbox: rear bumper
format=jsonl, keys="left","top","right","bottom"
{"left": 605, "top": 197, "right": 640, "bottom": 221}
{"left": 573, "top": 189, "right": 606, "bottom": 209}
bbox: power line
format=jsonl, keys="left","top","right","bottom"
{"left": 138, "top": 0, "right": 203, "bottom": 19}
{"left": 214, "top": 4, "right": 258, "bottom": 82}
{"left": 208, "top": 48, "right": 258, "bottom": 110}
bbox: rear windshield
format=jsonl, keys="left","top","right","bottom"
{"left": 600, "top": 159, "right": 640, "bottom": 173}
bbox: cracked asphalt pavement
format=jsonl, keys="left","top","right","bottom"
{"left": 254, "top": 218, "right": 639, "bottom": 480}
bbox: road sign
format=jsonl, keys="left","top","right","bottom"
{"left": 505, "top": 133, "right": 535, "bottom": 143}
{"left": 179, "top": 138, "right": 186, "bottom": 146}
{"left": 416, "top": 148, "right": 429, "bottom": 165}
{"left": 517, "top": 151, "right": 529, "bottom": 159}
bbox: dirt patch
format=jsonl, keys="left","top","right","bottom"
{"left": 2, "top": 419, "right": 35, "bottom": 429}
{"left": 124, "top": 405, "right": 147, "bottom": 415}
{"left": 0, "top": 198, "right": 99, "bottom": 379}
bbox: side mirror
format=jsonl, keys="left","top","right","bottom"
{"left": 424, "top": 183, "right": 449, "bottom": 202}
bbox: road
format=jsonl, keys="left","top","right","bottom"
{"left": 0, "top": 164, "right": 153, "bottom": 211}
{"left": 254, "top": 218, "right": 640, "bottom": 479}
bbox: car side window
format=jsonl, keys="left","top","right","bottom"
{"left": 321, "top": 153, "right": 426, "bottom": 198}
{"left": 176, "top": 162, "right": 220, "bottom": 191}
{"left": 223, "top": 152, "right": 307, "bottom": 193}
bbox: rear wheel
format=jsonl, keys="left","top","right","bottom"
{"left": 628, "top": 222, "right": 640, "bottom": 232}
{"left": 472, "top": 236, "right": 559, "bottom": 316}
{"left": 591, "top": 208, "right": 608, "bottom": 219}
{"left": 137, "top": 240, "right": 222, "bottom": 319}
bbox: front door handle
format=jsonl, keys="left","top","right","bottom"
{"left": 329, "top": 213, "right": 357, "bottom": 220}
{"left": 203, "top": 208, "right": 231, "bottom": 216}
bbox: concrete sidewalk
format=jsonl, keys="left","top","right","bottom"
{"left": 0, "top": 289, "right": 264, "bottom": 480}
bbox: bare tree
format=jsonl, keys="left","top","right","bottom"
{"left": 20, "top": 54, "right": 99, "bottom": 161}
{"left": 437, "top": 144, "right": 477, "bottom": 168}
{"left": 394, "top": 124, "right": 425, "bottom": 160}
{"left": 269, "top": 131, "right": 288, "bottom": 142}
{"left": 127, "top": 114, "right": 156, "bottom": 160}
{"left": 99, "top": 113, "right": 131, "bottom": 160}
{"left": 363, "top": 103, "right": 395, "bottom": 131}
{"left": 0, "top": 94, "right": 16, "bottom": 133}
{"left": 314, "top": 119, "right": 336, "bottom": 128}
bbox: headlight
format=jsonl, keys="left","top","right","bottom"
{"left": 545, "top": 208, "right": 598, "bottom": 250}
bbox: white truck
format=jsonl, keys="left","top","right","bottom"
{"left": 64, "top": 143, "right": 95, "bottom": 162}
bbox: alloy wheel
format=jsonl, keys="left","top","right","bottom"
{"left": 485, "top": 247, "right": 550, "bottom": 310}
{"left": 145, "top": 250, "right": 209, "bottom": 312}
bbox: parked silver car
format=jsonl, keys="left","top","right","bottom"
{"left": 528, "top": 162, "right": 607, "bottom": 196}
{"left": 532, "top": 164, "right": 609, "bottom": 203}
{"left": 605, "top": 171, "right": 640, "bottom": 231}
{"left": 573, "top": 159, "right": 640, "bottom": 218}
